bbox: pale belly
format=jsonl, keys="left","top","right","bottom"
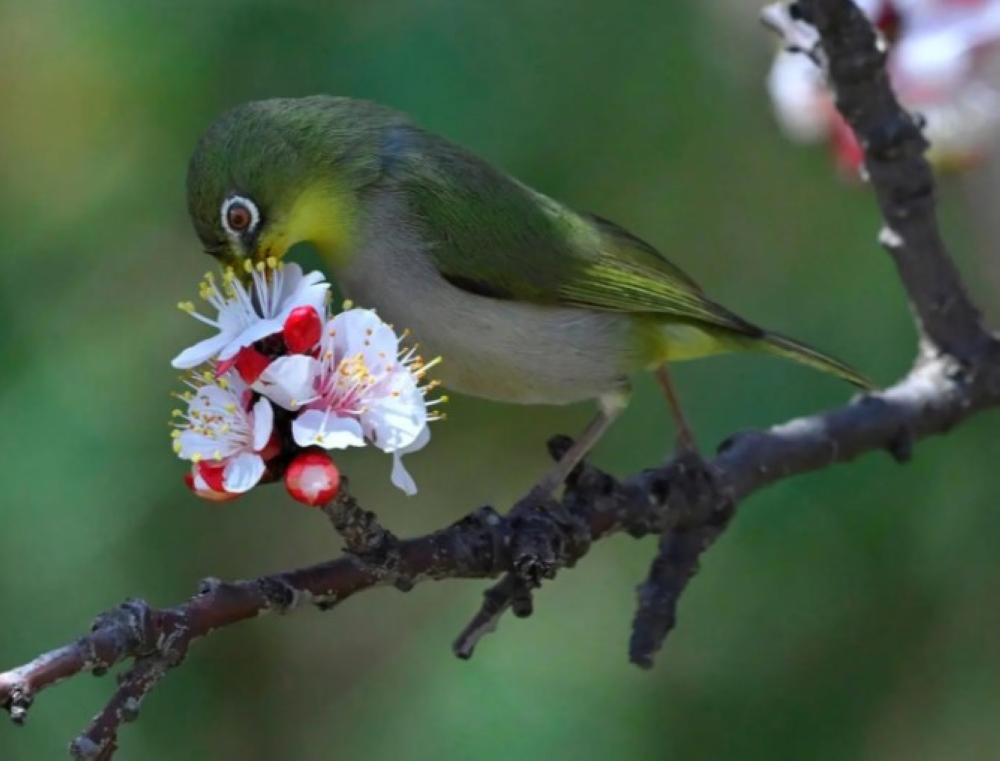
{"left": 420, "top": 304, "right": 638, "bottom": 405}
{"left": 337, "top": 245, "right": 641, "bottom": 406}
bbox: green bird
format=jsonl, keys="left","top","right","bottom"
{"left": 186, "top": 95, "right": 874, "bottom": 495}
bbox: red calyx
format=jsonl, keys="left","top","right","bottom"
{"left": 184, "top": 464, "right": 240, "bottom": 503}
{"left": 260, "top": 431, "right": 283, "bottom": 463}
{"left": 233, "top": 346, "right": 272, "bottom": 385}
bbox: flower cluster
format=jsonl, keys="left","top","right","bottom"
{"left": 170, "top": 259, "right": 442, "bottom": 506}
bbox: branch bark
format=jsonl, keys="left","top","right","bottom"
{"left": 3, "top": 1, "right": 999, "bottom": 757}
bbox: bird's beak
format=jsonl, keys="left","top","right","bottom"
{"left": 210, "top": 245, "right": 278, "bottom": 285}
{"left": 251, "top": 228, "right": 292, "bottom": 266}
{"left": 215, "top": 250, "right": 245, "bottom": 272}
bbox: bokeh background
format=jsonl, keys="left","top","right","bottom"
{"left": 2, "top": 1, "right": 1000, "bottom": 759}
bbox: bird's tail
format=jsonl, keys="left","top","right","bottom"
{"left": 752, "top": 330, "right": 877, "bottom": 391}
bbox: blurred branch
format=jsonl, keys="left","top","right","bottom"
{"left": 3, "top": 0, "right": 1000, "bottom": 757}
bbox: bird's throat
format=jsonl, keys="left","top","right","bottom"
{"left": 258, "top": 184, "right": 358, "bottom": 268}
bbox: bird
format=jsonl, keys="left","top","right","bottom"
{"left": 185, "top": 95, "right": 874, "bottom": 497}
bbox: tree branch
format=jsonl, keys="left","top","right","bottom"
{"left": 3, "top": 1, "right": 999, "bottom": 757}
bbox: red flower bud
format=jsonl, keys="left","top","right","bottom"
{"left": 284, "top": 451, "right": 341, "bottom": 507}
{"left": 283, "top": 306, "right": 323, "bottom": 354}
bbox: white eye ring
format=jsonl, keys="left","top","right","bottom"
{"left": 220, "top": 195, "right": 260, "bottom": 239}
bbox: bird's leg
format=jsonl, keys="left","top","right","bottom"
{"left": 529, "top": 388, "right": 630, "bottom": 499}
{"left": 655, "top": 364, "right": 697, "bottom": 452}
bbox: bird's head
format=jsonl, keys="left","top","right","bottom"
{"left": 186, "top": 96, "right": 397, "bottom": 271}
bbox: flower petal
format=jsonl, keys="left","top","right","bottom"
{"left": 191, "top": 466, "right": 211, "bottom": 492}
{"left": 176, "top": 430, "right": 219, "bottom": 461}
{"left": 251, "top": 397, "right": 274, "bottom": 452}
{"left": 391, "top": 452, "right": 418, "bottom": 496}
{"left": 171, "top": 332, "right": 235, "bottom": 369}
{"left": 331, "top": 309, "right": 398, "bottom": 370}
{"left": 276, "top": 265, "right": 329, "bottom": 320}
{"left": 194, "top": 383, "right": 238, "bottom": 410}
{"left": 388, "top": 424, "right": 430, "bottom": 496}
{"left": 401, "top": 423, "right": 431, "bottom": 455}
{"left": 222, "top": 452, "right": 266, "bottom": 493}
{"left": 254, "top": 355, "right": 319, "bottom": 411}
{"left": 292, "top": 409, "right": 366, "bottom": 450}
{"left": 224, "top": 318, "right": 284, "bottom": 359}
{"left": 362, "top": 373, "right": 427, "bottom": 452}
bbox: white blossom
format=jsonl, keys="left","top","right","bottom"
{"left": 172, "top": 370, "right": 274, "bottom": 494}
{"left": 171, "top": 260, "right": 328, "bottom": 370}
{"left": 258, "top": 308, "right": 441, "bottom": 494}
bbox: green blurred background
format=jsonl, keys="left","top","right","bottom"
{"left": 2, "top": 1, "right": 1000, "bottom": 759}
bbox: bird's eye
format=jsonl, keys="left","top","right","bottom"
{"left": 221, "top": 195, "right": 260, "bottom": 238}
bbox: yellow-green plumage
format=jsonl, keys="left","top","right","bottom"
{"left": 185, "top": 95, "right": 874, "bottom": 484}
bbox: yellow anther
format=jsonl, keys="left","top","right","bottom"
{"left": 173, "top": 441, "right": 182, "bottom": 454}
{"left": 343, "top": 299, "right": 354, "bottom": 310}
{"left": 266, "top": 256, "right": 278, "bottom": 269}
{"left": 243, "top": 259, "right": 254, "bottom": 273}
{"left": 214, "top": 450, "right": 223, "bottom": 462}
{"left": 191, "top": 453, "right": 202, "bottom": 463}
{"left": 177, "top": 301, "right": 195, "bottom": 312}
{"left": 225, "top": 403, "right": 236, "bottom": 413}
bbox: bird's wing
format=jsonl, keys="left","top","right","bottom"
{"left": 393, "top": 131, "right": 760, "bottom": 336}
{"left": 558, "top": 212, "right": 760, "bottom": 336}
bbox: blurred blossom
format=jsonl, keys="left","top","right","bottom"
{"left": 767, "top": 0, "right": 1000, "bottom": 173}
